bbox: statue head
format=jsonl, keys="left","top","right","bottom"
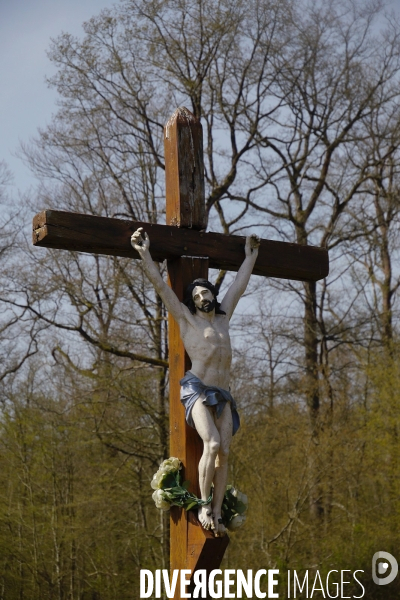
{"left": 183, "top": 278, "right": 226, "bottom": 315}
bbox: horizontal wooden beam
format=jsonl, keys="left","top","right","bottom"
{"left": 32, "top": 210, "right": 329, "bottom": 282}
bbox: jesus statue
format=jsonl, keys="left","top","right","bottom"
{"left": 131, "top": 228, "right": 260, "bottom": 537}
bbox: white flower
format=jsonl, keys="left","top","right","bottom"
{"left": 160, "top": 457, "right": 181, "bottom": 473}
{"left": 150, "top": 469, "right": 165, "bottom": 490}
{"left": 237, "top": 492, "right": 248, "bottom": 506}
{"left": 150, "top": 457, "right": 180, "bottom": 491}
{"left": 227, "top": 514, "right": 246, "bottom": 531}
{"left": 152, "top": 489, "right": 170, "bottom": 511}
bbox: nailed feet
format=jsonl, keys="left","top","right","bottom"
{"left": 198, "top": 506, "right": 227, "bottom": 537}
{"left": 198, "top": 505, "right": 214, "bottom": 531}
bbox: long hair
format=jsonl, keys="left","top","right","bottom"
{"left": 183, "top": 278, "right": 226, "bottom": 315}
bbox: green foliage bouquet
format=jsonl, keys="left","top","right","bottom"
{"left": 222, "top": 485, "right": 248, "bottom": 531}
{"left": 151, "top": 457, "right": 248, "bottom": 531}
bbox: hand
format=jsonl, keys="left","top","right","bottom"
{"left": 245, "top": 234, "right": 260, "bottom": 257}
{"left": 131, "top": 227, "right": 150, "bottom": 256}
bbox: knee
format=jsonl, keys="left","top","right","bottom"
{"left": 204, "top": 438, "right": 220, "bottom": 457}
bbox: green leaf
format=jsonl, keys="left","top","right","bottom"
{"left": 161, "top": 473, "right": 177, "bottom": 489}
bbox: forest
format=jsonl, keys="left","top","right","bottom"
{"left": 1, "top": 0, "right": 400, "bottom": 598}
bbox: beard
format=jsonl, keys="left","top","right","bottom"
{"left": 197, "top": 298, "right": 216, "bottom": 313}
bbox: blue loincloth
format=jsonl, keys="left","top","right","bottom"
{"left": 180, "top": 371, "right": 240, "bottom": 436}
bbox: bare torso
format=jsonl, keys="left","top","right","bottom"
{"left": 179, "top": 310, "right": 232, "bottom": 389}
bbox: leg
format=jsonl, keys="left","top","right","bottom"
{"left": 191, "top": 397, "right": 220, "bottom": 531}
{"left": 212, "top": 402, "right": 233, "bottom": 536}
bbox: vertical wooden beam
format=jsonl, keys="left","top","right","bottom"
{"left": 164, "top": 109, "right": 229, "bottom": 596}
{"left": 164, "top": 108, "right": 207, "bottom": 231}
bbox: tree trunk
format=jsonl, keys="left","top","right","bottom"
{"left": 303, "top": 280, "right": 324, "bottom": 520}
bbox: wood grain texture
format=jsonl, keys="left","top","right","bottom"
{"left": 32, "top": 210, "right": 329, "bottom": 282}
{"left": 164, "top": 107, "right": 206, "bottom": 230}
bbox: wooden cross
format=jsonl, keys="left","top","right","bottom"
{"left": 32, "top": 107, "right": 329, "bottom": 595}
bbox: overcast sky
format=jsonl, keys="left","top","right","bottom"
{"left": 0, "top": 0, "right": 115, "bottom": 194}
{"left": 1, "top": 0, "right": 399, "bottom": 197}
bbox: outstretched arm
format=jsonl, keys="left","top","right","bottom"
{"left": 219, "top": 234, "right": 260, "bottom": 319}
{"left": 131, "top": 228, "right": 185, "bottom": 323}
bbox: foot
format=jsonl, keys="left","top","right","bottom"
{"left": 213, "top": 515, "right": 227, "bottom": 537}
{"left": 198, "top": 505, "right": 214, "bottom": 530}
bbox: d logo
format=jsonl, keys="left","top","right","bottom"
{"left": 372, "top": 551, "right": 398, "bottom": 585}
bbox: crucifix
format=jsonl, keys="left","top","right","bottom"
{"left": 33, "top": 107, "right": 328, "bottom": 595}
